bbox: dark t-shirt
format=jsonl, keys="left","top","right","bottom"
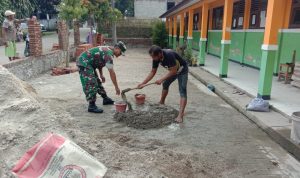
{"left": 152, "top": 49, "right": 188, "bottom": 74}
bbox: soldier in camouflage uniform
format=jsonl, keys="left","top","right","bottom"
{"left": 77, "top": 41, "right": 127, "bottom": 113}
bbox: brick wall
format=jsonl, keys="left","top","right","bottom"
{"left": 28, "top": 19, "right": 43, "bottom": 56}
{"left": 3, "top": 49, "right": 75, "bottom": 81}
{"left": 104, "top": 38, "right": 152, "bottom": 48}
{"left": 103, "top": 19, "right": 158, "bottom": 38}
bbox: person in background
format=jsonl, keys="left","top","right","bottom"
{"left": 2, "top": 10, "right": 29, "bottom": 61}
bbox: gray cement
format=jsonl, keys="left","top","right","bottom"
{"left": 114, "top": 104, "right": 178, "bottom": 129}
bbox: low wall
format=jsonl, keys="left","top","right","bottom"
{"left": 3, "top": 49, "right": 75, "bottom": 81}
{"left": 104, "top": 38, "right": 152, "bottom": 48}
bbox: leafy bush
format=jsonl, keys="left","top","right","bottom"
{"left": 184, "top": 47, "right": 193, "bottom": 65}
{"left": 151, "top": 21, "right": 168, "bottom": 48}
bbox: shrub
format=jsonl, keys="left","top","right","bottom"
{"left": 151, "top": 21, "right": 168, "bottom": 48}
{"left": 184, "top": 47, "right": 193, "bottom": 65}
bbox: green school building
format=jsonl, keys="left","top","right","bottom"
{"left": 160, "top": 0, "right": 300, "bottom": 100}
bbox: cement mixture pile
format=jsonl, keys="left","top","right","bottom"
{"left": 114, "top": 104, "right": 179, "bottom": 129}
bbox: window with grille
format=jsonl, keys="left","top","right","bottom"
{"left": 290, "top": 0, "right": 300, "bottom": 28}
{"left": 193, "top": 13, "right": 200, "bottom": 30}
{"left": 185, "top": 15, "right": 189, "bottom": 31}
{"left": 249, "top": 0, "right": 268, "bottom": 29}
{"left": 232, "top": 0, "right": 245, "bottom": 29}
{"left": 212, "top": 7, "right": 224, "bottom": 30}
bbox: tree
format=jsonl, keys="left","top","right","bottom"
{"left": 152, "top": 21, "right": 168, "bottom": 48}
{"left": 1, "top": 0, "right": 37, "bottom": 23}
{"left": 9, "top": 0, "right": 37, "bottom": 19}
{"left": 58, "top": 0, "right": 88, "bottom": 67}
{"left": 115, "top": 0, "right": 134, "bottom": 17}
{"left": 0, "top": 0, "right": 10, "bottom": 23}
{"left": 35, "top": 0, "right": 61, "bottom": 15}
{"left": 86, "top": 0, "right": 122, "bottom": 34}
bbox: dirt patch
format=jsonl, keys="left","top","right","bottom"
{"left": 114, "top": 104, "right": 178, "bottom": 129}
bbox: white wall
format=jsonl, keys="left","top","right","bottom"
{"left": 40, "top": 19, "right": 57, "bottom": 31}
{"left": 134, "top": 0, "right": 167, "bottom": 19}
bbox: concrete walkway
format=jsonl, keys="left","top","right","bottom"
{"left": 189, "top": 56, "right": 300, "bottom": 161}
{"left": 197, "top": 54, "right": 300, "bottom": 117}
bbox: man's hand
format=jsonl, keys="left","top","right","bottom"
{"left": 4, "top": 42, "right": 8, "bottom": 48}
{"left": 137, "top": 83, "right": 146, "bottom": 89}
{"left": 100, "top": 75, "right": 105, "bottom": 83}
{"left": 115, "top": 87, "right": 120, "bottom": 95}
{"left": 155, "top": 79, "right": 164, "bottom": 85}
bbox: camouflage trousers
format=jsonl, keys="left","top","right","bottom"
{"left": 78, "top": 66, "right": 106, "bottom": 102}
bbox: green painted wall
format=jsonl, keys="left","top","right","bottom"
{"left": 192, "top": 31, "right": 201, "bottom": 51}
{"left": 204, "top": 30, "right": 300, "bottom": 71}
{"left": 184, "top": 31, "right": 188, "bottom": 41}
{"left": 229, "top": 32, "right": 246, "bottom": 63}
{"left": 243, "top": 32, "right": 264, "bottom": 68}
{"left": 208, "top": 31, "right": 222, "bottom": 57}
{"left": 278, "top": 32, "right": 300, "bottom": 63}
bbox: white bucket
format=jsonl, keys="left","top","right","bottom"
{"left": 291, "top": 112, "right": 300, "bottom": 144}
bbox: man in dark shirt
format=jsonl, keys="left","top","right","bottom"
{"left": 137, "top": 45, "right": 188, "bottom": 123}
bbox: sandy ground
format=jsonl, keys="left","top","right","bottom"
{"left": 1, "top": 48, "right": 300, "bottom": 177}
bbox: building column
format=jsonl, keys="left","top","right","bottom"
{"left": 199, "top": 3, "right": 209, "bottom": 66}
{"left": 187, "top": 9, "right": 194, "bottom": 48}
{"left": 243, "top": 0, "right": 251, "bottom": 29}
{"left": 173, "top": 16, "right": 178, "bottom": 49}
{"left": 274, "top": 0, "right": 292, "bottom": 75}
{"left": 258, "top": 0, "right": 288, "bottom": 100}
{"left": 168, "top": 18, "right": 173, "bottom": 48}
{"left": 179, "top": 13, "right": 185, "bottom": 46}
{"left": 219, "top": 0, "right": 234, "bottom": 78}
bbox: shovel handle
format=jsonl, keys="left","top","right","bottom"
{"left": 129, "top": 82, "right": 156, "bottom": 91}
{"left": 143, "top": 82, "right": 156, "bottom": 88}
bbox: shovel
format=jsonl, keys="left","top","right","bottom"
{"left": 121, "top": 82, "right": 156, "bottom": 94}
{"left": 121, "top": 82, "right": 156, "bottom": 111}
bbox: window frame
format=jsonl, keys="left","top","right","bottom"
{"left": 290, "top": 0, "right": 300, "bottom": 28}
{"left": 249, "top": 0, "right": 268, "bottom": 29}
{"left": 193, "top": 13, "right": 200, "bottom": 30}
{"left": 232, "top": 0, "right": 245, "bottom": 29}
{"left": 212, "top": 6, "right": 224, "bottom": 30}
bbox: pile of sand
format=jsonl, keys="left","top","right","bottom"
{"left": 0, "top": 66, "right": 68, "bottom": 177}
{"left": 114, "top": 104, "right": 178, "bottom": 129}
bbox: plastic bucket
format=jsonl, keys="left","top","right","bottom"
{"left": 114, "top": 101, "right": 127, "bottom": 112}
{"left": 291, "top": 112, "right": 300, "bottom": 144}
{"left": 135, "top": 94, "right": 146, "bottom": 105}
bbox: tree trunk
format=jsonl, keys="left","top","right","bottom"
{"left": 66, "top": 22, "right": 70, "bottom": 67}
{"left": 73, "top": 20, "right": 80, "bottom": 47}
{"left": 112, "top": 0, "right": 117, "bottom": 44}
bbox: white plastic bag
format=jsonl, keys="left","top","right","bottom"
{"left": 246, "top": 98, "right": 270, "bottom": 112}
{"left": 12, "top": 133, "right": 107, "bottom": 178}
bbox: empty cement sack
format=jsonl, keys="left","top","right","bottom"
{"left": 246, "top": 98, "right": 270, "bottom": 112}
{"left": 12, "top": 133, "right": 107, "bottom": 178}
